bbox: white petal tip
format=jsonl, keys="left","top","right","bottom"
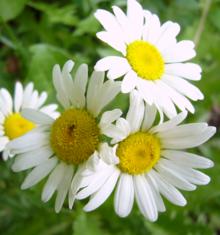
{"left": 117, "top": 213, "right": 129, "bottom": 218}
{"left": 11, "top": 164, "right": 19, "bottom": 172}
{"left": 21, "top": 184, "right": 28, "bottom": 190}
{"left": 179, "top": 200, "right": 187, "bottom": 207}
{"left": 65, "top": 60, "right": 74, "bottom": 71}
{"left": 75, "top": 193, "right": 84, "bottom": 200}
{"left": 149, "top": 216, "right": 158, "bottom": 222}
{"left": 210, "top": 126, "right": 217, "bottom": 135}
{"left": 55, "top": 208, "right": 61, "bottom": 213}
{"left": 83, "top": 205, "right": 93, "bottom": 212}
{"left": 208, "top": 160, "right": 214, "bottom": 168}
{"left": 201, "top": 175, "right": 211, "bottom": 185}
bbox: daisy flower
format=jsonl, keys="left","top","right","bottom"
{"left": 0, "top": 82, "right": 59, "bottom": 160}
{"left": 6, "top": 60, "right": 121, "bottom": 213}
{"left": 94, "top": 0, "right": 203, "bottom": 118}
{"left": 76, "top": 91, "right": 216, "bottom": 221}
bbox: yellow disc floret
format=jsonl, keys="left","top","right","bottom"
{"left": 4, "top": 113, "right": 36, "bottom": 140}
{"left": 50, "top": 109, "right": 100, "bottom": 165}
{"left": 117, "top": 132, "right": 161, "bottom": 175}
{"left": 126, "top": 40, "right": 164, "bottom": 80}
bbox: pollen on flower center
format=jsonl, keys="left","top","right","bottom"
{"left": 116, "top": 132, "right": 161, "bottom": 175}
{"left": 126, "top": 40, "right": 164, "bottom": 80}
{"left": 4, "top": 113, "right": 36, "bottom": 140}
{"left": 50, "top": 109, "right": 100, "bottom": 165}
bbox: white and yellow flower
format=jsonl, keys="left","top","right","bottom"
{"left": 94, "top": 0, "right": 203, "bottom": 118}
{"left": 76, "top": 91, "right": 215, "bottom": 221}
{"left": 6, "top": 60, "right": 121, "bottom": 213}
{"left": 0, "top": 82, "right": 59, "bottom": 160}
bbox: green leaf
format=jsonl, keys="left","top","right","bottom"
{"left": 28, "top": 2, "right": 78, "bottom": 26}
{"left": 74, "top": 14, "right": 99, "bottom": 36}
{"left": 26, "top": 44, "right": 71, "bottom": 103}
{"left": 0, "top": 0, "right": 29, "bottom": 22}
{"left": 73, "top": 206, "right": 104, "bottom": 235}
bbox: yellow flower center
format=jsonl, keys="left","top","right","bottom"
{"left": 126, "top": 40, "right": 164, "bottom": 80}
{"left": 4, "top": 113, "right": 36, "bottom": 140}
{"left": 117, "top": 132, "right": 161, "bottom": 175}
{"left": 50, "top": 109, "right": 100, "bottom": 165}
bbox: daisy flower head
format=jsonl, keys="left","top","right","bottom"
{"left": 7, "top": 60, "right": 121, "bottom": 213}
{"left": 94, "top": 0, "right": 203, "bottom": 118}
{"left": 76, "top": 91, "right": 216, "bottom": 222}
{"left": 0, "top": 82, "right": 59, "bottom": 160}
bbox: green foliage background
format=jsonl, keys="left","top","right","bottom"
{"left": 0, "top": 0, "right": 220, "bottom": 234}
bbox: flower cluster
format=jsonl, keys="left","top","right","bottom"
{"left": 0, "top": 0, "right": 216, "bottom": 221}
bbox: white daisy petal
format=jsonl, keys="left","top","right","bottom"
{"left": 69, "top": 167, "right": 83, "bottom": 209}
{"left": 112, "top": 6, "right": 134, "bottom": 43}
{"left": 107, "top": 62, "right": 131, "bottom": 80}
{"left": 14, "top": 82, "right": 23, "bottom": 112}
{"left": 150, "top": 111, "right": 187, "bottom": 133}
{"left": 161, "top": 150, "right": 214, "bottom": 169}
{"left": 99, "top": 143, "right": 119, "bottom": 165}
{"left": 96, "top": 80, "right": 121, "bottom": 115}
{"left": 52, "top": 64, "right": 70, "bottom": 109}
{"left": 134, "top": 175, "right": 158, "bottom": 221}
{"left": 165, "top": 63, "right": 202, "bottom": 81}
{"left": 114, "top": 118, "right": 131, "bottom": 140}
{"left": 154, "top": 80, "right": 177, "bottom": 118}
{"left": 105, "top": 118, "right": 130, "bottom": 144}
{"left": 159, "top": 159, "right": 211, "bottom": 185}
{"left": 0, "top": 89, "right": 13, "bottom": 115}
{"left": 22, "top": 82, "right": 34, "bottom": 108}
{"left": 76, "top": 165, "right": 116, "bottom": 200}
{"left": 35, "top": 92, "right": 48, "bottom": 109}
{"left": 40, "top": 104, "right": 59, "bottom": 119}
{"left": 22, "top": 108, "right": 54, "bottom": 125}
{"left": 55, "top": 165, "right": 74, "bottom": 213}
{"left": 1, "top": 88, "right": 13, "bottom": 112}
{"left": 87, "top": 71, "right": 121, "bottom": 117}
{"left": 0, "top": 113, "right": 4, "bottom": 124}
{"left": 94, "top": 9, "right": 124, "bottom": 37}
{"left": 163, "top": 40, "right": 196, "bottom": 63}
{"left": 12, "top": 146, "right": 53, "bottom": 172}
{"left": 84, "top": 168, "right": 120, "bottom": 212}
{"left": 126, "top": 90, "right": 144, "bottom": 133}
{"left": 41, "top": 162, "right": 66, "bottom": 202}
{"left": 149, "top": 170, "right": 186, "bottom": 206}
{"left": 162, "top": 126, "right": 216, "bottom": 149}
{"left": 0, "top": 137, "right": 9, "bottom": 152}
{"left": 158, "top": 123, "right": 208, "bottom": 139}
{"left": 114, "top": 174, "right": 134, "bottom": 217}
{"left": 86, "top": 71, "right": 104, "bottom": 116}
{"left": 8, "top": 131, "right": 50, "bottom": 154}
{"left": 121, "top": 71, "right": 137, "bottom": 93}
{"left": 162, "top": 75, "right": 204, "bottom": 101}
{"left": 136, "top": 80, "right": 154, "bottom": 105}
{"left": 21, "top": 158, "right": 58, "bottom": 190}
{"left": 141, "top": 104, "right": 157, "bottom": 131}
{"left": 99, "top": 109, "right": 122, "bottom": 132}
{"left": 144, "top": 13, "right": 161, "bottom": 44}
{"left": 155, "top": 161, "right": 196, "bottom": 191}
{"left": 28, "top": 90, "right": 39, "bottom": 109}
{"left": 127, "top": 0, "right": 144, "bottom": 39}
{"left": 71, "top": 63, "right": 88, "bottom": 108}
{"left": 95, "top": 56, "right": 129, "bottom": 74}
{"left": 158, "top": 80, "right": 195, "bottom": 113}
{"left": 156, "top": 21, "right": 180, "bottom": 51}
{"left": 97, "top": 31, "right": 126, "bottom": 55}
{"left": 145, "top": 175, "right": 166, "bottom": 212}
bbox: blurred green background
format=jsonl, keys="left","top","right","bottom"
{"left": 0, "top": 0, "right": 220, "bottom": 234}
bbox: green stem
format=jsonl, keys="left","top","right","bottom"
{"left": 194, "top": 0, "right": 212, "bottom": 47}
